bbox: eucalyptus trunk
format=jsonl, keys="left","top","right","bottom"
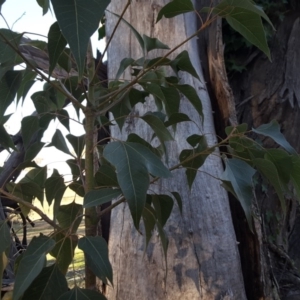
{"left": 106, "top": 1, "right": 246, "bottom": 299}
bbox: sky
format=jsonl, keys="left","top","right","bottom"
{"left": 0, "top": 1, "right": 104, "bottom": 183}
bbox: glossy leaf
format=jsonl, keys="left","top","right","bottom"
{"left": 142, "top": 34, "right": 169, "bottom": 52}
{"left": 0, "top": 70, "right": 22, "bottom": 119}
{"left": 253, "top": 158, "right": 286, "bottom": 212}
{"left": 51, "top": 0, "right": 111, "bottom": 77}
{"left": 156, "top": 0, "right": 194, "bottom": 22}
{"left": 56, "top": 109, "right": 70, "bottom": 131}
{"left": 165, "top": 112, "right": 191, "bottom": 128}
{"left": 66, "top": 134, "right": 85, "bottom": 158}
{"left": 171, "top": 191, "right": 182, "bottom": 214}
{"left": 222, "top": 158, "right": 256, "bottom": 229}
{"left": 21, "top": 115, "right": 40, "bottom": 149}
{"left": 13, "top": 254, "right": 46, "bottom": 300}
{"left": 84, "top": 188, "right": 121, "bottom": 208}
{"left": 180, "top": 135, "right": 211, "bottom": 188}
{"left": 58, "top": 287, "right": 107, "bottom": 300}
{"left": 110, "top": 94, "right": 131, "bottom": 130}
{"left": 104, "top": 142, "right": 171, "bottom": 227}
{"left": 50, "top": 233, "right": 78, "bottom": 275}
{"left": 253, "top": 120, "right": 297, "bottom": 155}
{"left": 25, "top": 142, "right": 45, "bottom": 162}
{"left": 141, "top": 113, "right": 173, "bottom": 144}
{"left": 142, "top": 203, "right": 156, "bottom": 248}
{"left": 171, "top": 51, "right": 199, "bottom": 80}
{"left": 0, "top": 29, "right": 22, "bottom": 64}
{"left": 152, "top": 194, "right": 173, "bottom": 227}
{"left": 48, "top": 22, "right": 67, "bottom": 76}
{"left": 78, "top": 236, "right": 112, "bottom": 285}
{"left": 36, "top": 0, "right": 50, "bottom": 15}
{"left": 45, "top": 169, "right": 66, "bottom": 208}
{"left": 57, "top": 202, "right": 83, "bottom": 233}
{"left": 176, "top": 84, "right": 203, "bottom": 120}
{"left": 116, "top": 57, "right": 134, "bottom": 80}
{"left": 127, "top": 133, "right": 161, "bottom": 157}
{"left": 22, "top": 264, "right": 68, "bottom": 300}
{"left": 95, "top": 165, "right": 119, "bottom": 187}
{"left": 48, "top": 129, "right": 73, "bottom": 156}
{"left": 23, "top": 234, "right": 55, "bottom": 257}
{"left": 161, "top": 86, "right": 180, "bottom": 117}
{"left": 0, "top": 124, "right": 16, "bottom": 151}
{"left": 128, "top": 88, "right": 148, "bottom": 106}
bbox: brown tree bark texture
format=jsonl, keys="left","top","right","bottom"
{"left": 230, "top": 9, "right": 300, "bottom": 300}
{"left": 106, "top": 1, "right": 246, "bottom": 299}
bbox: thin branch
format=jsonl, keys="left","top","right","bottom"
{"left": 0, "top": 188, "right": 61, "bottom": 231}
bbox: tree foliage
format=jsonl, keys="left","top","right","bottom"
{"left": 0, "top": 0, "right": 297, "bottom": 299}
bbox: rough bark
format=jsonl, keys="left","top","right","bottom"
{"left": 229, "top": 7, "right": 300, "bottom": 300}
{"left": 106, "top": 1, "right": 246, "bottom": 299}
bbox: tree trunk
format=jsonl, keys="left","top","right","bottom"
{"left": 228, "top": 5, "right": 300, "bottom": 300}
{"left": 106, "top": 1, "right": 246, "bottom": 299}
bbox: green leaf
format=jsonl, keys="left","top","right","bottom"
{"left": 84, "top": 189, "right": 121, "bottom": 208}
{"left": 95, "top": 165, "right": 119, "bottom": 188}
{"left": 78, "top": 236, "right": 112, "bottom": 285}
{"left": 222, "top": 158, "right": 256, "bottom": 229}
{"left": 127, "top": 133, "right": 161, "bottom": 157}
{"left": 25, "top": 142, "right": 45, "bottom": 162}
{"left": 48, "top": 129, "right": 73, "bottom": 156}
{"left": 57, "top": 202, "right": 83, "bottom": 233}
{"left": 0, "top": 252, "right": 8, "bottom": 299}
{"left": 171, "top": 51, "right": 199, "bottom": 80}
{"left": 22, "top": 264, "right": 68, "bottom": 300}
{"left": 161, "top": 86, "right": 180, "bottom": 117}
{"left": 142, "top": 203, "right": 157, "bottom": 248}
{"left": 23, "top": 234, "right": 55, "bottom": 257}
{"left": 36, "top": 0, "right": 50, "bottom": 15}
{"left": 156, "top": 0, "right": 194, "bottom": 22}
{"left": 265, "top": 149, "right": 292, "bottom": 185}
{"left": 0, "top": 70, "right": 22, "bottom": 119}
{"left": 110, "top": 94, "right": 131, "bottom": 130}
{"left": 48, "top": 22, "right": 67, "bottom": 76}
{"left": 0, "top": 221, "right": 10, "bottom": 253}
{"left": 13, "top": 254, "right": 46, "bottom": 300}
{"left": 66, "top": 134, "right": 85, "bottom": 158}
{"left": 213, "top": 0, "right": 273, "bottom": 59}
{"left": 58, "top": 287, "right": 107, "bottom": 300}
{"left": 165, "top": 112, "right": 191, "bottom": 128}
{"left": 253, "top": 120, "right": 297, "bottom": 155}
{"left": 116, "top": 57, "right": 134, "bottom": 80}
{"left": 56, "top": 109, "right": 70, "bottom": 131}
{"left": 152, "top": 194, "right": 173, "bottom": 227}
{"left": 141, "top": 113, "right": 173, "bottom": 144}
{"left": 45, "top": 169, "right": 66, "bottom": 212}
{"left": 31, "top": 91, "right": 57, "bottom": 114}
{"left": 50, "top": 233, "right": 78, "bottom": 275}
{"left": 142, "top": 34, "right": 170, "bottom": 52}
{"left": 98, "top": 25, "right": 106, "bottom": 41}
{"left": 128, "top": 88, "right": 149, "bottom": 106}
{"left": 214, "top": 0, "right": 274, "bottom": 28}
{"left": 67, "top": 159, "right": 85, "bottom": 180}
{"left": 253, "top": 158, "right": 286, "bottom": 212}
{"left": 21, "top": 115, "right": 40, "bottom": 149}
{"left": 0, "top": 29, "right": 22, "bottom": 64}
{"left": 51, "top": 0, "right": 110, "bottom": 78}
{"left": 13, "top": 235, "right": 55, "bottom": 300}
{"left": 0, "top": 123, "right": 16, "bottom": 151}
{"left": 104, "top": 142, "right": 171, "bottom": 227}
{"left": 171, "top": 191, "right": 182, "bottom": 214}
{"left": 17, "top": 69, "right": 36, "bottom": 102}
{"left": 180, "top": 135, "right": 211, "bottom": 188}
{"left": 175, "top": 84, "right": 203, "bottom": 120}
